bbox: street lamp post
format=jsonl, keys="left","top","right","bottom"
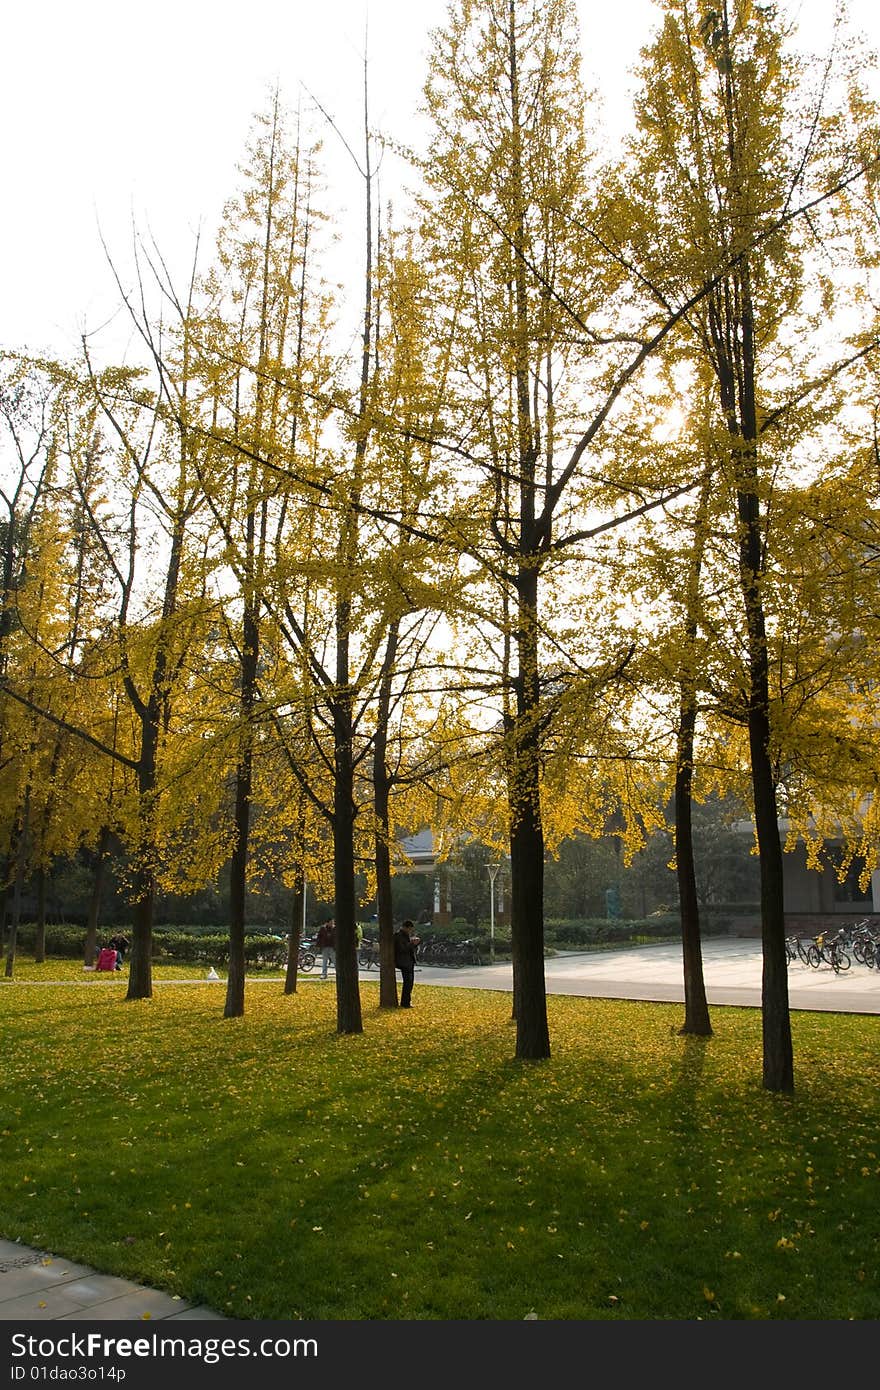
{"left": 487, "top": 862, "right": 502, "bottom": 964}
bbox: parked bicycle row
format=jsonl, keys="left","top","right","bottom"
{"left": 354, "top": 932, "right": 485, "bottom": 968}
{"left": 357, "top": 932, "right": 484, "bottom": 968}
{"left": 786, "top": 918, "right": 880, "bottom": 973}
{"left": 276, "top": 934, "right": 472, "bottom": 978}
{"left": 413, "top": 934, "right": 484, "bottom": 967}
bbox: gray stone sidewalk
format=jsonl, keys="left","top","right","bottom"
{"left": 0, "top": 1240, "right": 224, "bottom": 1322}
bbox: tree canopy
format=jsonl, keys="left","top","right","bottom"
{"left": 2, "top": 0, "right": 880, "bottom": 1093}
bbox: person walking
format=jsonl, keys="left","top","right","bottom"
{"left": 316, "top": 918, "right": 336, "bottom": 979}
{"left": 393, "top": 919, "right": 420, "bottom": 1008}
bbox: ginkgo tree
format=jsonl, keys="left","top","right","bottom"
{"left": 183, "top": 94, "right": 335, "bottom": 1019}
{"left": 619, "top": 0, "right": 880, "bottom": 1090}
{"left": 0, "top": 355, "right": 60, "bottom": 965}
{"left": 417, "top": 0, "right": 726, "bottom": 1060}
{"left": 0, "top": 359, "right": 126, "bottom": 975}
{"left": 68, "top": 334, "right": 226, "bottom": 1000}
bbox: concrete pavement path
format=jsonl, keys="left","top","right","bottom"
{"left": 414, "top": 934, "right": 880, "bottom": 1014}
{"left": 0, "top": 1239, "right": 223, "bottom": 1321}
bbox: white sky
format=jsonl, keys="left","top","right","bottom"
{"left": 2, "top": 0, "right": 879, "bottom": 365}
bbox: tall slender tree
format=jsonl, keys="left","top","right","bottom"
{"left": 623, "top": 0, "right": 880, "bottom": 1088}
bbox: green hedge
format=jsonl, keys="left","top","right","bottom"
{"left": 544, "top": 917, "right": 679, "bottom": 947}
{"left": 7, "top": 924, "right": 86, "bottom": 959}
{"left": 9, "top": 913, "right": 733, "bottom": 965}
{"left": 150, "top": 931, "right": 288, "bottom": 966}
{"left": 6, "top": 923, "right": 289, "bottom": 968}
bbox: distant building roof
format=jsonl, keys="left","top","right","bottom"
{"left": 396, "top": 827, "right": 439, "bottom": 872}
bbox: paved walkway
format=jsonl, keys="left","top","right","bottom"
{"left": 415, "top": 934, "right": 880, "bottom": 1014}
{"left": 0, "top": 1239, "right": 223, "bottom": 1321}
{"left": 3, "top": 936, "right": 877, "bottom": 1322}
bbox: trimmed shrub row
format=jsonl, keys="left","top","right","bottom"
{"left": 545, "top": 916, "right": 709, "bottom": 948}
{"left": 6, "top": 923, "right": 289, "bottom": 967}
{"left": 8, "top": 913, "right": 731, "bottom": 965}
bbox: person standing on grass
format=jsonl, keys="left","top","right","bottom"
{"left": 316, "top": 918, "right": 336, "bottom": 979}
{"left": 393, "top": 919, "right": 420, "bottom": 1008}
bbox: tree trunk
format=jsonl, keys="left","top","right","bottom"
{"left": 509, "top": 832, "right": 520, "bottom": 1026}
{"left": 749, "top": 704, "right": 793, "bottom": 1092}
{"left": 675, "top": 695, "right": 712, "bottom": 1036}
{"left": 4, "top": 792, "right": 29, "bottom": 979}
{"left": 739, "top": 482, "right": 793, "bottom": 1091}
{"left": 736, "top": 266, "right": 794, "bottom": 1093}
{"left": 374, "top": 817, "right": 398, "bottom": 1008}
{"left": 374, "top": 622, "right": 400, "bottom": 1008}
{"left": 126, "top": 855, "right": 155, "bottom": 1000}
{"left": 333, "top": 695, "right": 363, "bottom": 1035}
{"left": 225, "top": 762, "right": 251, "bottom": 1018}
{"left": 284, "top": 872, "right": 304, "bottom": 995}
{"left": 84, "top": 826, "right": 110, "bottom": 967}
{"left": 33, "top": 863, "right": 46, "bottom": 964}
{"left": 510, "top": 566, "right": 550, "bottom": 1060}
{"left": 33, "top": 735, "right": 62, "bottom": 965}
{"left": 225, "top": 602, "right": 259, "bottom": 1019}
{"left": 125, "top": 710, "right": 161, "bottom": 1002}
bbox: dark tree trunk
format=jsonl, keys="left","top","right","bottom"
{"left": 124, "top": 499, "right": 187, "bottom": 1002}
{"left": 374, "top": 622, "right": 400, "bottom": 1008}
{"left": 33, "top": 864, "right": 46, "bottom": 964}
{"left": 125, "top": 708, "right": 161, "bottom": 1002}
{"left": 749, "top": 703, "right": 793, "bottom": 1092}
{"left": 84, "top": 826, "right": 110, "bottom": 967}
{"left": 374, "top": 818, "right": 398, "bottom": 1008}
{"left": 674, "top": 474, "right": 712, "bottom": 1035}
{"left": 510, "top": 566, "right": 549, "bottom": 1060}
{"left": 225, "top": 602, "right": 259, "bottom": 1020}
{"left": 284, "top": 872, "right": 305, "bottom": 995}
{"left": 126, "top": 857, "right": 155, "bottom": 1000}
{"left": 4, "top": 792, "right": 29, "bottom": 979}
{"left": 509, "top": 832, "right": 520, "bottom": 1026}
{"left": 333, "top": 695, "right": 363, "bottom": 1035}
{"left": 225, "top": 762, "right": 251, "bottom": 1018}
{"left": 676, "top": 694, "right": 712, "bottom": 1036}
{"left": 736, "top": 279, "right": 794, "bottom": 1094}
{"left": 33, "top": 736, "right": 62, "bottom": 965}
{"left": 739, "top": 475, "right": 793, "bottom": 1091}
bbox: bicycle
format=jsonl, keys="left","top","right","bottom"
{"left": 785, "top": 935, "right": 815, "bottom": 967}
{"left": 358, "top": 938, "right": 379, "bottom": 970}
{"left": 847, "top": 918, "right": 879, "bottom": 968}
{"left": 809, "top": 931, "right": 851, "bottom": 973}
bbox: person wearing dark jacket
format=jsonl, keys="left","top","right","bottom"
{"left": 316, "top": 918, "right": 336, "bottom": 979}
{"left": 393, "top": 919, "right": 420, "bottom": 1008}
{"left": 109, "top": 933, "right": 129, "bottom": 969}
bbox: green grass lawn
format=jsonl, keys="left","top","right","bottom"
{"left": 1, "top": 961, "right": 878, "bottom": 1320}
